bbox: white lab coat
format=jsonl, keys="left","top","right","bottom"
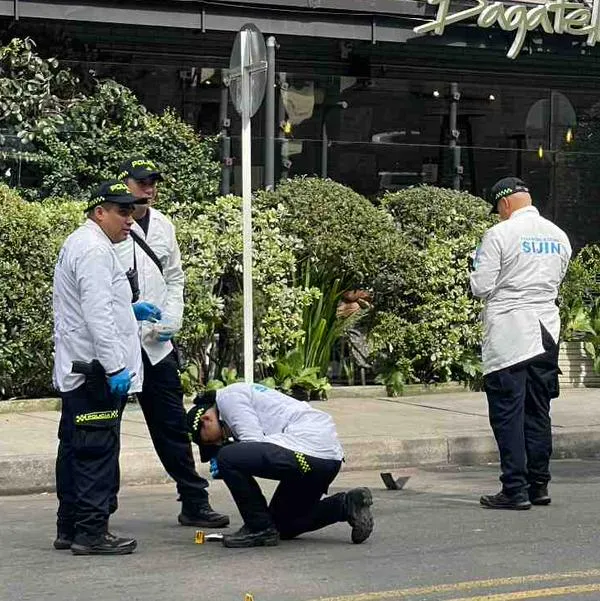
{"left": 114, "top": 208, "right": 184, "bottom": 366}
{"left": 470, "top": 206, "right": 571, "bottom": 375}
{"left": 52, "top": 220, "right": 143, "bottom": 393}
{"left": 216, "top": 383, "right": 344, "bottom": 461}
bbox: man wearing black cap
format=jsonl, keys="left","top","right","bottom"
{"left": 470, "top": 177, "right": 571, "bottom": 510}
{"left": 53, "top": 180, "right": 162, "bottom": 555}
{"left": 186, "top": 383, "right": 374, "bottom": 548}
{"left": 115, "top": 158, "right": 229, "bottom": 529}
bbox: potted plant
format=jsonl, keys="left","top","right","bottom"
{"left": 560, "top": 299, "right": 600, "bottom": 387}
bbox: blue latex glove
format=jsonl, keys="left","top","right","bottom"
{"left": 209, "top": 458, "right": 221, "bottom": 480}
{"left": 157, "top": 329, "right": 176, "bottom": 342}
{"left": 107, "top": 369, "right": 133, "bottom": 398}
{"left": 133, "top": 301, "right": 162, "bottom": 322}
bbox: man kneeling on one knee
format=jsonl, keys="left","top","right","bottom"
{"left": 186, "top": 383, "right": 374, "bottom": 548}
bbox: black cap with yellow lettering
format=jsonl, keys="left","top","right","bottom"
{"left": 186, "top": 390, "right": 220, "bottom": 462}
{"left": 118, "top": 157, "right": 163, "bottom": 181}
{"left": 86, "top": 180, "right": 138, "bottom": 211}
{"left": 488, "top": 176, "right": 529, "bottom": 214}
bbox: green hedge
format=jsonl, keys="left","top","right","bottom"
{"left": 0, "top": 185, "right": 83, "bottom": 397}
{"left": 369, "top": 185, "right": 494, "bottom": 385}
{"left": 0, "top": 186, "right": 313, "bottom": 398}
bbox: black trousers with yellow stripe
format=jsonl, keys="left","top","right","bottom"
{"left": 56, "top": 384, "right": 125, "bottom": 544}
{"left": 217, "top": 442, "right": 344, "bottom": 537}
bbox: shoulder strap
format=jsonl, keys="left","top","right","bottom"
{"left": 130, "top": 230, "right": 163, "bottom": 275}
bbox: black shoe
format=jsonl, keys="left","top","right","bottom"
{"left": 346, "top": 487, "right": 374, "bottom": 544}
{"left": 53, "top": 532, "right": 73, "bottom": 550}
{"left": 71, "top": 532, "right": 137, "bottom": 555}
{"left": 222, "top": 525, "right": 279, "bottom": 548}
{"left": 529, "top": 483, "right": 551, "bottom": 506}
{"left": 178, "top": 500, "right": 230, "bottom": 528}
{"left": 480, "top": 490, "right": 531, "bottom": 510}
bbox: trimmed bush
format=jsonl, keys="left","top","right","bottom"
{"left": 370, "top": 185, "right": 495, "bottom": 385}
{"left": 0, "top": 185, "right": 83, "bottom": 397}
{"left": 256, "top": 177, "right": 408, "bottom": 289}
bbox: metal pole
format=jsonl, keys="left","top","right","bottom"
{"left": 265, "top": 36, "right": 276, "bottom": 190}
{"left": 449, "top": 82, "right": 461, "bottom": 190}
{"left": 219, "top": 76, "right": 231, "bottom": 196}
{"left": 321, "top": 115, "right": 328, "bottom": 178}
{"left": 241, "top": 30, "right": 254, "bottom": 383}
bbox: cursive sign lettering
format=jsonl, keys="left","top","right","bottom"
{"left": 413, "top": 0, "right": 600, "bottom": 59}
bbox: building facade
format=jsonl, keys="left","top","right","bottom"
{"left": 1, "top": 0, "right": 599, "bottom": 246}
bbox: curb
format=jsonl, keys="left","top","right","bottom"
{"left": 3, "top": 429, "right": 600, "bottom": 496}
{"left": 0, "top": 383, "right": 471, "bottom": 414}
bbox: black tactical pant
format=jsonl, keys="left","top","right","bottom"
{"left": 137, "top": 350, "right": 209, "bottom": 502}
{"left": 217, "top": 441, "right": 345, "bottom": 538}
{"left": 56, "top": 384, "right": 124, "bottom": 544}
{"left": 484, "top": 325, "right": 560, "bottom": 495}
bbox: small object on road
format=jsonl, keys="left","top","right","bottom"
{"left": 380, "top": 472, "right": 411, "bottom": 490}
{"left": 195, "top": 530, "right": 224, "bottom": 544}
{"left": 245, "top": 595, "right": 254, "bottom": 601}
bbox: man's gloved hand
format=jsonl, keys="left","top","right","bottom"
{"left": 209, "top": 457, "right": 221, "bottom": 480}
{"left": 107, "top": 368, "right": 133, "bottom": 398}
{"left": 133, "top": 301, "right": 162, "bottom": 322}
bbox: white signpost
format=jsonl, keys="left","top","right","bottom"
{"left": 226, "top": 24, "right": 267, "bottom": 383}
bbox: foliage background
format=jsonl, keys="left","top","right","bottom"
{"left": 369, "top": 186, "right": 495, "bottom": 385}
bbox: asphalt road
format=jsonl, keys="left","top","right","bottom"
{"left": 3, "top": 461, "right": 600, "bottom": 601}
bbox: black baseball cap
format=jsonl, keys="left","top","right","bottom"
{"left": 488, "top": 177, "right": 529, "bottom": 214}
{"left": 86, "top": 180, "right": 138, "bottom": 211}
{"left": 118, "top": 157, "right": 163, "bottom": 181}
{"left": 186, "top": 390, "right": 221, "bottom": 462}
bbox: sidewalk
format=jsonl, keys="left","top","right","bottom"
{"left": 1, "top": 386, "right": 600, "bottom": 494}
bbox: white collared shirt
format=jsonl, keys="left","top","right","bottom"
{"left": 114, "top": 208, "right": 184, "bottom": 366}
{"left": 470, "top": 206, "right": 572, "bottom": 375}
{"left": 216, "top": 383, "right": 344, "bottom": 461}
{"left": 52, "top": 220, "right": 143, "bottom": 392}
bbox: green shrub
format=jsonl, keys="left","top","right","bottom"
{"left": 559, "top": 244, "right": 600, "bottom": 339}
{"left": 0, "top": 38, "right": 220, "bottom": 205}
{"left": 0, "top": 185, "right": 82, "bottom": 397}
{"left": 174, "top": 194, "right": 317, "bottom": 391}
{"left": 370, "top": 185, "right": 495, "bottom": 386}
{"left": 255, "top": 177, "right": 408, "bottom": 380}
{"left": 256, "top": 177, "right": 407, "bottom": 289}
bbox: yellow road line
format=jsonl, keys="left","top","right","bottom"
{"left": 445, "top": 583, "right": 600, "bottom": 601}
{"left": 309, "top": 569, "right": 600, "bottom": 601}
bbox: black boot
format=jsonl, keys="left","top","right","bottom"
{"left": 480, "top": 490, "right": 531, "bottom": 510}
{"left": 222, "top": 525, "right": 279, "bottom": 548}
{"left": 53, "top": 531, "right": 73, "bottom": 550}
{"left": 529, "top": 483, "right": 551, "bottom": 506}
{"left": 71, "top": 532, "right": 137, "bottom": 556}
{"left": 178, "top": 498, "right": 230, "bottom": 528}
{"left": 345, "top": 487, "right": 374, "bottom": 544}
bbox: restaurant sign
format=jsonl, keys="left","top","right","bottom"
{"left": 413, "top": 0, "right": 600, "bottom": 59}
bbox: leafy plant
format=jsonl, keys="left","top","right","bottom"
{"left": 370, "top": 185, "right": 494, "bottom": 390}
{"left": 566, "top": 297, "right": 600, "bottom": 373}
{"left": 559, "top": 244, "right": 600, "bottom": 340}
{"left": 256, "top": 177, "right": 406, "bottom": 390}
{"left": 0, "top": 184, "right": 82, "bottom": 398}
{"left": 271, "top": 349, "right": 331, "bottom": 400}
